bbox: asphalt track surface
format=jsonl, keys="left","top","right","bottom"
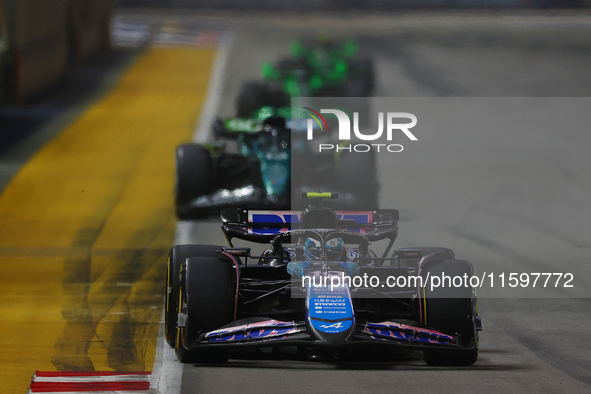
{"left": 172, "top": 12, "right": 591, "bottom": 394}
{"left": 1, "top": 10, "right": 590, "bottom": 394}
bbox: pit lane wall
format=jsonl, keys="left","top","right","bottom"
{"left": 0, "top": 0, "right": 112, "bottom": 103}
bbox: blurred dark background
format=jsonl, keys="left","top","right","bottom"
{"left": 0, "top": 0, "right": 112, "bottom": 104}
{"left": 0, "top": 0, "right": 589, "bottom": 158}
{"left": 118, "top": 0, "right": 590, "bottom": 10}
{"left": 0, "top": 0, "right": 589, "bottom": 105}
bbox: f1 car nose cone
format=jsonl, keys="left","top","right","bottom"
{"left": 305, "top": 276, "right": 356, "bottom": 343}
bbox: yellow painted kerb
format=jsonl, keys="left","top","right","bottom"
{"left": 0, "top": 46, "right": 216, "bottom": 392}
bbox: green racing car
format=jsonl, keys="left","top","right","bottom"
{"left": 237, "top": 37, "right": 375, "bottom": 117}
{"left": 174, "top": 107, "right": 379, "bottom": 219}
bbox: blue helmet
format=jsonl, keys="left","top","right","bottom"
{"left": 304, "top": 237, "right": 344, "bottom": 261}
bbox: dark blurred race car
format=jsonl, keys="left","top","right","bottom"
{"left": 236, "top": 37, "right": 375, "bottom": 118}
{"left": 174, "top": 112, "right": 379, "bottom": 219}
{"left": 165, "top": 193, "right": 481, "bottom": 366}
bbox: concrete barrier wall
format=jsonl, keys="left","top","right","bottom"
{"left": 121, "top": 0, "right": 586, "bottom": 8}
{"left": 0, "top": 1, "right": 8, "bottom": 101}
{"left": 1, "top": 0, "right": 112, "bottom": 103}
{"left": 9, "top": 0, "right": 69, "bottom": 101}
{"left": 71, "top": 0, "right": 113, "bottom": 63}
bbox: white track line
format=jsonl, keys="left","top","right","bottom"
{"left": 193, "top": 31, "right": 234, "bottom": 143}
{"left": 149, "top": 310, "right": 182, "bottom": 394}
{"left": 151, "top": 30, "right": 233, "bottom": 394}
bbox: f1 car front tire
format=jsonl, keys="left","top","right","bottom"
{"left": 176, "top": 250, "right": 235, "bottom": 363}
{"left": 421, "top": 259, "right": 479, "bottom": 366}
{"left": 165, "top": 245, "right": 228, "bottom": 347}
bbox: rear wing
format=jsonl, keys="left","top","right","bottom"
{"left": 220, "top": 208, "right": 399, "bottom": 246}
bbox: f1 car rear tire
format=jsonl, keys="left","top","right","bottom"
{"left": 175, "top": 144, "right": 213, "bottom": 219}
{"left": 415, "top": 247, "right": 455, "bottom": 264}
{"left": 236, "top": 81, "right": 289, "bottom": 118}
{"left": 339, "top": 150, "right": 379, "bottom": 210}
{"left": 165, "top": 245, "right": 227, "bottom": 347}
{"left": 348, "top": 56, "right": 375, "bottom": 97}
{"left": 176, "top": 251, "right": 235, "bottom": 363}
{"left": 421, "top": 259, "right": 479, "bottom": 366}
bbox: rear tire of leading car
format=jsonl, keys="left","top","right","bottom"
{"left": 338, "top": 150, "right": 379, "bottom": 210}
{"left": 415, "top": 247, "right": 455, "bottom": 263}
{"left": 176, "top": 251, "right": 235, "bottom": 363}
{"left": 421, "top": 259, "right": 479, "bottom": 367}
{"left": 348, "top": 56, "right": 375, "bottom": 97}
{"left": 175, "top": 144, "right": 214, "bottom": 220}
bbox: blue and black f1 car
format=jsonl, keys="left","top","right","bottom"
{"left": 165, "top": 193, "right": 481, "bottom": 366}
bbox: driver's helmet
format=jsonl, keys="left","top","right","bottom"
{"left": 304, "top": 237, "right": 345, "bottom": 261}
